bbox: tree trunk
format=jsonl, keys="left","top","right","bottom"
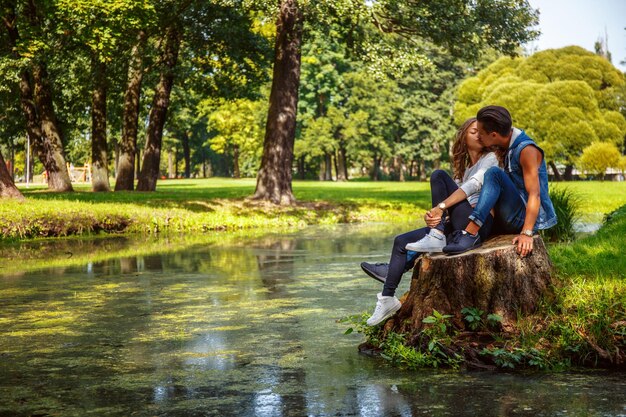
{"left": 115, "top": 31, "right": 146, "bottom": 191}
{"left": 564, "top": 164, "right": 574, "bottom": 181}
{"left": 336, "top": 148, "right": 347, "bottom": 181}
{"left": 167, "top": 149, "right": 175, "bottom": 178}
{"left": 385, "top": 235, "right": 554, "bottom": 337}
{"left": 297, "top": 156, "right": 306, "bottom": 180}
{"left": 32, "top": 62, "right": 73, "bottom": 192}
{"left": 233, "top": 145, "right": 241, "bottom": 179}
{"left": 3, "top": 6, "right": 71, "bottom": 192}
{"left": 549, "top": 161, "right": 562, "bottom": 181}
{"left": 136, "top": 26, "right": 181, "bottom": 192}
{"left": 182, "top": 130, "right": 191, "bottom": 178}
{"left": 135, "top": 148, "right": 141, "bottom": 179}
{"left": 324, "top": 153, "right": 332, "bottom": 180}
{"left": 0, "top": 150, "right": 23, "bottom": 199}
{"left": 371, "top": 154, "right": 381, "bottom": 181}
{"left": 91, "top": 57, "right": 110, "bottom": 192}
{"left": 251, "top": 0, "right": 303, "bottom": 205}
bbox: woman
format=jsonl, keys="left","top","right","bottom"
{"left": 362, "top": 117, "right": 502, "bottom": 326}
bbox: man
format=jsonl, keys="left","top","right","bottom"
{"left": 443, "top": 105, "right": 557, "bottom": 255}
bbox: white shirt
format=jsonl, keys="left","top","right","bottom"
{"left": 455, "top": 152, "right": 500, "bottom": 206}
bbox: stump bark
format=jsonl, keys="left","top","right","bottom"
{"left": 387, "top": 235, "right": 555, "bottom": 335}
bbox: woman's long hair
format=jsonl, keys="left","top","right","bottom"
{"left": 451, "top": 117, "right": 478, "bottom": 181}
{"left": 451, "top": 117, "right": 505, "bottom": 180}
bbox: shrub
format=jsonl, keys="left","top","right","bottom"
{"left": 541, "top": 187, "right": 580, "bottom": 242}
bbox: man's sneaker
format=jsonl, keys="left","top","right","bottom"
{"left": 360, "top": 262, "right": 388, "bottom": 283}
{"left": 443, "top": 230, "right": 482, "bottom": 255}
{"left": 405, "top": 229, "right": 446, "bottom": 252}
{"left": 366, "top": 293, "right": 401, "bottom": 326}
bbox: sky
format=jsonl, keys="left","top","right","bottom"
{"left": 525, "top": 0, "right": 626, "bottom": 71}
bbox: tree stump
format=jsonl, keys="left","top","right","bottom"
{"left": 386, "top": 235, "right": 555, "bottom": 335}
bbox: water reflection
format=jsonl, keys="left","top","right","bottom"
{"left": 1, "top": 224, "right": 625, "bottom": 417}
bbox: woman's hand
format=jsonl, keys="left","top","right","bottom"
{"left": 424, "top": 207, "right": 443, "bottom": 228}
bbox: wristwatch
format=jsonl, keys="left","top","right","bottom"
{"left": 437, "top": 202, "right": 446, "bottom": 210}
{"left": 520, "top": 229, "right": 533, "bottom": 237}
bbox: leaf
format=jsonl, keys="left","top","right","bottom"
{"left": 422, "top": 316, "right": 436, "bottom": 324}
{"left": 344, "top": 328, "right": 353, "bottom": 335}
{"left": 487, "top": 313, "right": 503, "bottom": 323}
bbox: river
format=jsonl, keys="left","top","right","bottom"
{"left": 1, "top": 224, "right": 625, "bottom": 416}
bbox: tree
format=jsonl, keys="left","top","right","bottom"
{"left": 252, "top": 0, "right": 303, "bottom": 204}
{"left": 54, "top": 0, "right": 155, "bottom": 191}
{"left": 203, "top": 98, "right": 266, "bottom": 178}
{"left": 578, "top": 142, "right": 621, "bottom": 180}
{"left": 455, "top": 47, "right": 626, "bottom": 180}
{"left": 0, "top": 149, "right": 23, "bottom": 199}
{"left": 115, "top": 30, "right": 148, "bottom": 191}
{"left": 137, "top": 1, "right": 271, "bottom": 191}
{"left": 253, "top": 0, "right": 540, "bottom": 203}
{"left": 1, "top": 1, "right": 74, "bottom": 191}
{"left": 136, "top": 24, "right": 182, "bottom": 191}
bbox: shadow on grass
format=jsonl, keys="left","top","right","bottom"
{"left": 19, "top": 179, "right": 432, "bottom": 210}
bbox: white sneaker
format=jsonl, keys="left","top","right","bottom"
{"left": 366, "top": 293, "right": 401, "bottom": 326}
{"left": 405, "top": 229, "right": 446, "bottom": 252}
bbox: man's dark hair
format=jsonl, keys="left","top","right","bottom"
{"left": 477, "top": 105, "right": 512, "bottom": 136}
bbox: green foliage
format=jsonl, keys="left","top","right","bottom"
{"left": 373, "top": 0, "right": 539, "bottom": 58}
{"left": 421, "top": 309, "right": 453, "bottom": 336}
{"left": 578, "top": 142, "right": 622, "bottom": 180}
{"left": 455, "top": 47, "right": 626, "bottom": 168}
{"left": 201, "top": 98, "right": 267, "bottom": 177}
{"left": 540, "top": 187, "right": 580, "bottom": 243}
{"left": 480, "top": 347, "right": 553, "bottom": 370}
{"left": 341, "top": 309, "right": 462, "bottom": 369}
{"left": 419, "top": 310, "right": 463, "bottom": 368}
{"left": 460, "top": 307, "right": 503, "bottom": 331}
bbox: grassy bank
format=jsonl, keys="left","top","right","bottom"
{"left": 3, "top": 179, "right": 428, "bottom": 240}
{"left": 5, "top": 178, "right": 626, "bottom": 241}
{"left": 348, "top": 204, "right": 626, "bottom": 370}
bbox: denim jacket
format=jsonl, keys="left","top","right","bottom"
{"left": 505, "top": 130, "right": 557, "bottom": 230}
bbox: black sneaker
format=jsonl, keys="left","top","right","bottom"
{"left": 443, "top": 230, "right": 482, "bottom": 255}
{"left": 360, "top": 262, "right": 388, "bottom": 283}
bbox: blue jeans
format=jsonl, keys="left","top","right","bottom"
{"left": 468, "top": 167, "right": 526, "bottom": 234}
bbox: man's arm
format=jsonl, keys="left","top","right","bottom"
{"left": 513, "top": 146, "right": 542, "bottom": 256}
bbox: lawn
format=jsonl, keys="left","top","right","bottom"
{"left": 2, "top": 178, "right": 625, "bottom": 241}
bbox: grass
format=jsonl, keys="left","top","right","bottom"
{"left": 537, "top": 205, "right": 626, "bottom": 367}
{"left": 3, "top": 178, "right": 433, "bottom": 240}
{"left": 5, "top": 178, "right": 626, "bottom": 241}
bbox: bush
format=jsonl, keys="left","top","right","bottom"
{"left": 540, "top": 187, "right": 580, "bottom": 243}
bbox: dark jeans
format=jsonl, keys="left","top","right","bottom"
{"left": 382, "top": 170, "right": 493, "bottom": 297}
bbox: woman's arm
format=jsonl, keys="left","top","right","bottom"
{"left": 459, "top": 153, "right": 499, "bottom": 198}
{"left": 424, "top": 188, "right": 468, "bottom": 227}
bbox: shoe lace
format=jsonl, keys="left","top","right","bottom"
{"left": 373, "top": 300, "right": 384, "bottom": 315}
{"left": 448, "top": 230, "right": 464, "bottom": 244}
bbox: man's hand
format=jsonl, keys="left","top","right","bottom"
{"left": 424, "top": 207, "right": 443, "bottom": 228}
{"left": 512, "top": 234, "right": 534, "bottom": 257}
